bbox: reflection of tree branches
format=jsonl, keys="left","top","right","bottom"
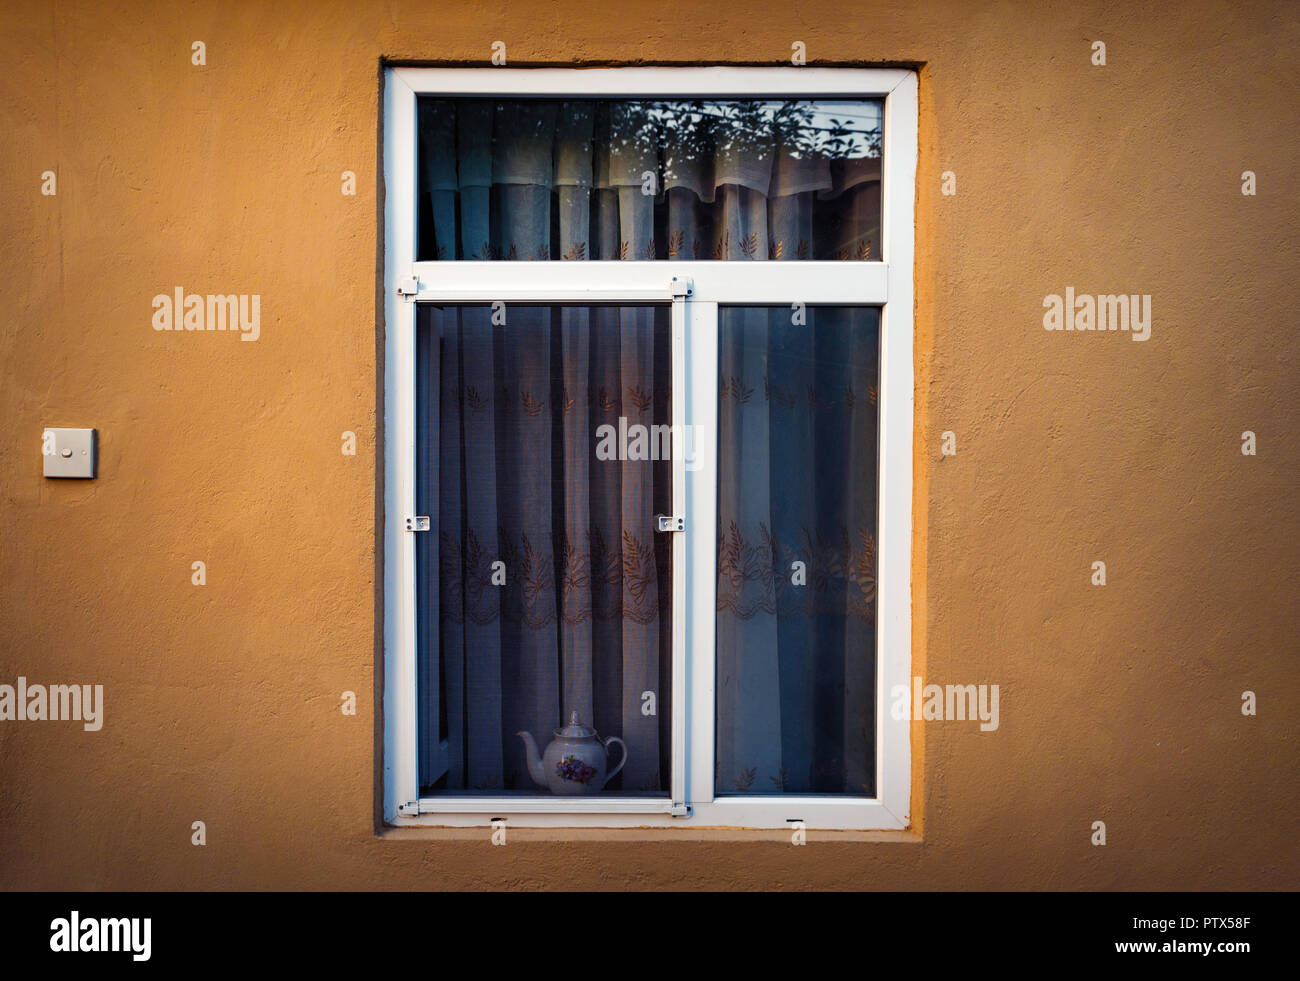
{"left": 606, "top": 100, "right": 882, "bottom": 171}
{"left": 420, "top": 98, "right": 881, "bottom": 172}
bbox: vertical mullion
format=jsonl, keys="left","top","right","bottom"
{"left": 686, "top": 300, "right": 718, "bottom": 807}
{"left": 670, "top": 293, "right": 688, "bottom": 809}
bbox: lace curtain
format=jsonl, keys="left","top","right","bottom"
{"left": 417, "top": 303, "right": 673, "bottom": 793}
{"left": 416, "top": 98, "right": 880, "bottom": 797}
{"left": 417, "top": 98, "right": 882, "bottom": 263}
{"left": 715, "top": 307, "right": 879, "bottom": 796}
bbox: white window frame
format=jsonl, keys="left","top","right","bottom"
{"left": 383, "top": 66, "right": 916, "bottom": 830}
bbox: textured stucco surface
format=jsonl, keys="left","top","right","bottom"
{"left": 1, "top": 0, "right": 1296, "bottom": 890}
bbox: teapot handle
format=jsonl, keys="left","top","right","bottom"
{"left": 603, "top": 736, "right": 627, "bottom": 783}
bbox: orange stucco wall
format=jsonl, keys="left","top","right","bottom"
{"left": 1, "top": 0, "right": 1296, "bottom": 890}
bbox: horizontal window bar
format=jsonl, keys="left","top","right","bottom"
{"left": 401, "top": 799, "right": 904, "bottom": 830}
{"left": 394, "top": 67, "right": 913, "bottom": 98}
{"left": 417, "top": 797, "right": 677, "bottom": 815}
{"left": 408, "top": 261, "right": 888, "bottom": 304}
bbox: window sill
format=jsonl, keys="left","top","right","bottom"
{"left": 378, "top": 825, "right": 920, "bottom": 844}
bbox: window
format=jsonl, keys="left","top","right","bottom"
{"left": 384, "top": 67, "right": 916, "bottom": 830}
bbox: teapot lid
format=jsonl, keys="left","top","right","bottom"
{"left": 554, "top": 710, "right": 597, "bottom": 738}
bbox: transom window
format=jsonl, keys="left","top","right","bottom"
{"left": 384, "top": 67, "right": 916, "bottom": 830}
{"left": 415, "top": 97, "right": 882, "bottom": 262}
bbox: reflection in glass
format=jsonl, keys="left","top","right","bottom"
{"left": 417, "top": 98, "right": 883, "bottom": 262}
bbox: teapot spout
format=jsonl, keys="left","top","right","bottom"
{"left": 517, "top": 731, "right": 547, "bottom": 787}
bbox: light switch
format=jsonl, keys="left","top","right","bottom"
{"left": 43, "top": 428, "right": 97, "bottom": 479}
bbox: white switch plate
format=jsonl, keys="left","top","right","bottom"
{"left": 43, "top": 428, "right": 97, "bottom": 478}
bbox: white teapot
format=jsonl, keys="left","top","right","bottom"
{"left": 517, "top": 711, "right": 627, "bottom": 795}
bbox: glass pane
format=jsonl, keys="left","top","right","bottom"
{"left": 417, "top": 97, "right": 882, "bottom": 261}
{"left": 715, "top": 306, "right": 879, "bottom": 796}
{"left": 415, "top": 303, "right": 674, "bottom": 796}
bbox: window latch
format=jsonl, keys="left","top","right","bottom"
{"left": 404, "top": 516, "right": 430, "bottom": 532}
{"left": 396, "top": 275, "right": 419, "bottom": 298}
{"left": 670, "top": 802, "right": 691, "bottom": 817}
{"left": 669, "top": 276, "right": 692, "bottom": 298}
{"left": 657, "top": 515, "right": 684, "bottom": 533}
{"left": 397, "top": 801, "right": 420, "bottom": 816}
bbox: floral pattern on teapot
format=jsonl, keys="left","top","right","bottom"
{"left": 517, "top": 711, "right": 628, "bottom": 795}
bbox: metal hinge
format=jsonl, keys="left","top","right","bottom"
{"left": 670, "top": 276, "right": 693, "bottom": 298}
{"left": 670, "top": 802, "right": 692, "bottom": 817}
{"left": 397, "top": 275, "right": 419, "bottom": 299}
{"left": 657, "top": 515, "right": 684, "bottom": 533}
{"left": 405, "top": 516, "right": 430, "bottom": 532}
{"left": 397, "top": 801, "right": 420, "bottom": 816}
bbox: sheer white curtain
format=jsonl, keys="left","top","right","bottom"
{"left": 715, "top": 306, "right": 879, "bottom": 795}
{"left": 417, "top": 98, "right": 882, "bottom": 262}
{"left": 416, "top": 98, "right": 880, "bottom": 796}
